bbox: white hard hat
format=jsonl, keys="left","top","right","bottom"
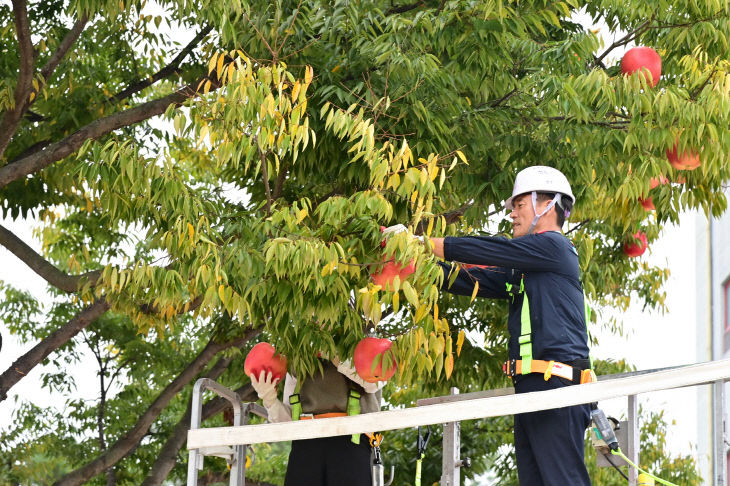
{"left": 504, "top": 166, "right": 575, "bottom": 210}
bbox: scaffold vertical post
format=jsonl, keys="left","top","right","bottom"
{"left": 628, "top": 394, "right": 639, "bottom": 486}
{"left": 441, "top": 387, "right": 461, "bottom": 486}
{"left": 187, "top": 378, "right": 250, "bottom": 486}
{"left": 713, "top": 380, "right": 726, "bottom": 486}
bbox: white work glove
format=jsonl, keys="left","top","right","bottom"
{"left": 250, "top": 370, "right": 280, "bottom": 408}
{"left": 334, "top": 357, "right": 385, "bottom": 394}
{"left": 382, "top": 224, "right": 408, "bottom": 236}
{"left": 250, "top": 370, "right": 292, "bottom": 423}
{"left": 383, "top": 224, "right": 425, "bottom": 244}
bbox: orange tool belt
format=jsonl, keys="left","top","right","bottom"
{"left": 502, "top": 359, "right": 596, "bottom": 384}
{"left": 299, "top": 412, "right": 348, "bottom": 420}
{"left": 299, "top": 413, "right": 380, "bottom": 445}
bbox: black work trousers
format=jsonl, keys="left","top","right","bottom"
{"left": 513, "top": 374, "right": 592, "bottom": 486}
{"left": 283, "top": 434, "right": 372, "bottom": 486}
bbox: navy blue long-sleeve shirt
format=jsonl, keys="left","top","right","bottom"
{"left": 440, "top": 231, "right": 589, "bottom": 363}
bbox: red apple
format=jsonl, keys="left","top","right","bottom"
{"left": 621, "top": 47, "right": 662, "bottom": 87}
{"left": 638, "top": 196, "right": 655, "bottom": 211}
{"left": 371, "top": 256, "right": 415, "bottom": 290}
{"left": 639, "top": 176, "right": 668, "bottom": 210}
{"left": 666, "top": 142, "right": 700, "bottom": 170}
{"left": 354, "top": 337, "right": 397, "bottom": 383}
{"left": 623, "top": 231, "right": 648, "bottom": 258}
{"left": 244, "top": 342, "right": 288, "bottom": 382}
{"left": 649, "top": 175, "right": 669, "bottom": 189}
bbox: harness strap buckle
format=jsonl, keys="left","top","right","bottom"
{"left": 580, "top": 369, "right": 597, "bottom": 384}
{"left": 502, "top": 359, "right": 517, "bottom": 377}
{"left": 543, "top": 360, "right": 556, "bottom": 381}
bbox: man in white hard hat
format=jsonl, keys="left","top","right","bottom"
{"left": 386, "top": 166, "right": 593, "bottom": 485}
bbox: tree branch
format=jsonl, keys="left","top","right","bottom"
{"left": 0, "top": 223, "right": 102, "bottom": 292}
{"left": 53, "top": 327, "right": 261, "bottom": 486}
{"left": 140, "top": 382, "right": 257, "bottom": 485}
{"left": 24, "top": 109, "right": 47, "bottom": 122}
{"left": 39, "top": 15, "right": 89, "bottom": 86}
{"left": 108, "top": 25, "right": 213, "bottom": 105}
{"left": 8, "top": 139, "right": 51, "bottom": 163}
{"left": 0, "top": 74, "right": 223, "bottom": 189}
{"left": 594, "top": 19, "right": 652, "bottom": 67}
{"left": 272, "top": 162, "right": 288, "bottom": 200}
{"left": 387, "top": 1, "right": 426, "bottom": 14}
{"left": 0, "top": 0, "right": 36, "bottom": 160}
{"left": 566, "top": 219, "right": 590, "bottom": 235}
{"left": 0, "top": 297, "right": 110, "bottom": 402}
{"left": 415, "top": 203, "right": 473, "bottom": 234}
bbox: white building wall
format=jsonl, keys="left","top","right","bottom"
{"left": 697, "top": 214, "right": 713, "bottom": 481}
{"left": 696, "top": 192, "right": 730, "bottom": 484}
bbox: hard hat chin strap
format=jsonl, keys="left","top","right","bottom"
{"left": 527, "top": 192, "right": 562, "bottom": 234}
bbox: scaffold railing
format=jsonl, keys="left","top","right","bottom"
{"left": 187, "top": 358, "right": 730, "bottom": 486}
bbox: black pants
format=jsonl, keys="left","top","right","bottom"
{"left": 283, "top": 435, "right": 372, "bottom": 486}
{"left": 513, "top": 374, "right": 592, "bottom": 486}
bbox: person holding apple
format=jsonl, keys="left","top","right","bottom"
{"left": 387, "top": 166, "right": 594, "bottom": 486}
{"left": 249, "top": 345, "right": 385, "bottom": 486}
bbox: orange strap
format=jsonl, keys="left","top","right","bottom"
{"left": 299, "top": 412, "right": 348, "bottom": 420}
{"left": 503, "top": 359, "right": 597, "bottom": 384}
{"left": 580, "top": 369, "right": 597, "bottom": 384}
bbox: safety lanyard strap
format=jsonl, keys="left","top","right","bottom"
{"left": 347, "top": 389, "right": 361, "bottom": 444}
{"left": 516, "top": 276, "right": 532, "bottom": 374}
{"left": 289, "top": 378, "right": 302, "bottom": 421}
{"left": 414, "top": 454, "right": 424, "bottom": 486}
{"left": 414, "top": 425, "right": 430, "bottom": 486}
{"left": 583, "top": 291, "right": 595, "bottom": 370}
{"left": 611, "top": 449, "right": 678, "bottom": 486}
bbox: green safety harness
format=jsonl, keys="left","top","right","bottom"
{"left": 505, "top": 272, "right": 594, "bottom": 377}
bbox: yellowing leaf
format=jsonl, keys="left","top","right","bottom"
{"left": 218, "top": 284, "right": 225, "bottom": 301}
{"left": 401, "top": 281, "right": 419, "bottom": 307}
{"left": 217, "top": 54, "right": 225, "bottom": 79}
{"left": 414, "top": 304, "right": 427, "bottom": 323}
{"left": 187, "top": 223, "right": 195, "bottom": 242}
{"left": 208, "top": 52, "right": 219, "bottom": 75}
{"left": 296, "top": 208, "right": 308, "bottom": 223}
{"left": 456, "top": 150, "right": 468, "bottom": 165}
{"left": 321, "top": 262, "right": 332, "bottom": 277}
{"left": 470, "top": 281, "right": 479, "bottom": 302}
{"left": 456, "top": 330, "right": 465, "bottom": 356}
{"left": 305, "top": 65, "right": 313, "bottom": 85}
{"left": 445, "top": 354, "right": 454, "bottom": 379}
